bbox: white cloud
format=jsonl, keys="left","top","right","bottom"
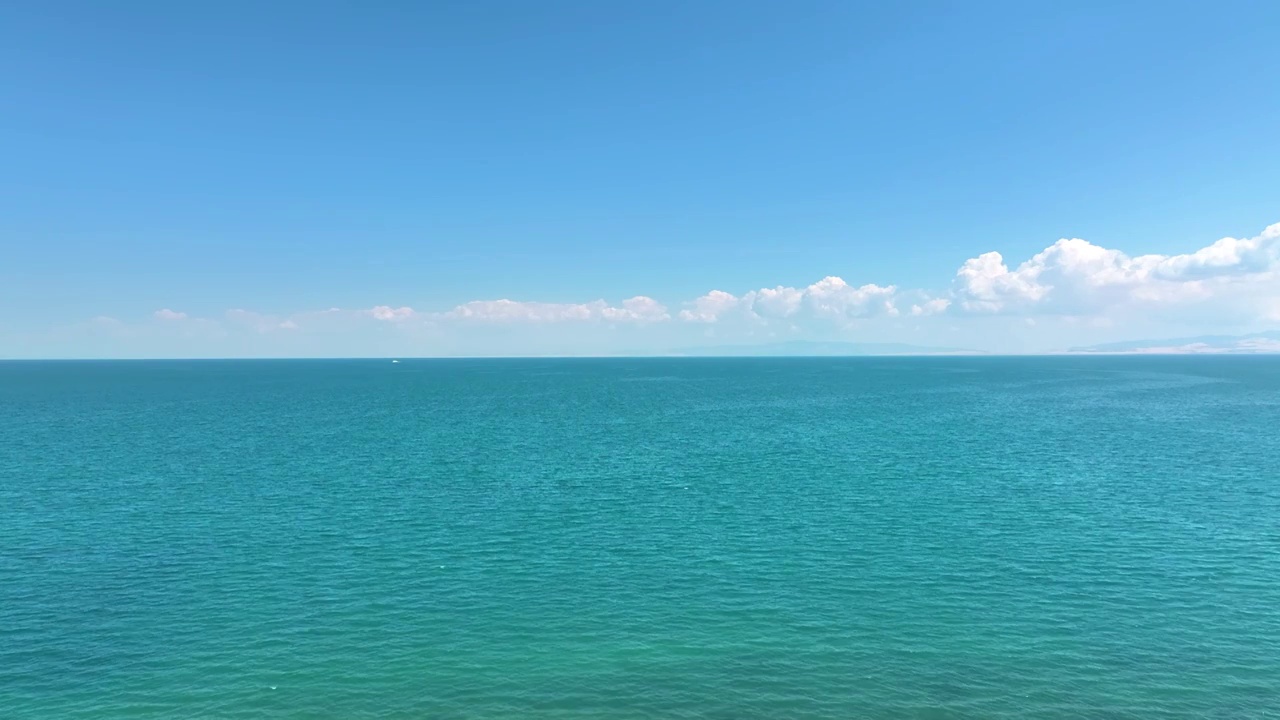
{"left": 953, "top": 251, "right": 1048, "bottom": 312}
{"left": 802, "top": 277, "right": 898, "bottom": 319}
{"left": 369, "top": 305, "right": 416, "bottom": 322}
{"left": 1149, "top": 223, "right": 1280, "bottom": 280}
{"left": 680, "top": 277, "right": 899, "bottom": 324}
{"left": 600, "top": 296, "right": 670, "bottom": 323}
{"left": 911, "top": 298, "right": 951, "bottom": 316}
{"left": 745, "top": 286, "right": 804, "bottom": 318}
{"left": 74, "top": 221, "right": 1280, "bottom": 357}
{"left": 678, "top": 290, "right": 740, "bottom": 322}
{"left": 952, "top": 222, "right": 1280, "bottom": 315}
{"left": 448, "top": 297, "right": 669, "bottom": 324}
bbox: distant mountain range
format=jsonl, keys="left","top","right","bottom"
{"left": 1069, "top": 332, "right": 1280, "bottom": 354}
{"left": 670, "top": 340, "right": 979, "bottom": 357}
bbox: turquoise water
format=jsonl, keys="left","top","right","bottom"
{"left": 3, "top": 357, "right": 1279, "bottom": 719}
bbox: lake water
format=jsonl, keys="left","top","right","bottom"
{"left": 3, "top": 357, "right": 1278, "bottom": 718}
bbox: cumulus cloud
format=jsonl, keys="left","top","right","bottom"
{"left": 1150, "top": 224, "right": 1280, "bottom": 280}
{"left": 953, "top": 252, "right": 1048, "bottom": 312}
{"left": 154, "top": 308, "right": 188, "bottom": 321}
{"left": 747, "top": 286, "right": 804, "bottom": 318}
{"left": 600, "top": 296, "right": 670, "bottom": 323}
{"left": 802, "top": 277, "right": 898, "bottom": 319}
{"left": 952, "top": 222, "right": 1280, "bottom": 315}
{"left": 678, "top": 290, "right": 740, "bottom": 322}
{"left": 446, "top": 296, "right": 669, "bottom": 324}
{"left": 680, "top": 277, "right": 899, "bottom": 323}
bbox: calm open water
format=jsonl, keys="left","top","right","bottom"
{"left": 2, "top": 357, "right": 1278, "bottom": 719}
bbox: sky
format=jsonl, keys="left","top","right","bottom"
{"left": 2, "top": 0, "right": 1278, "bottom": 357}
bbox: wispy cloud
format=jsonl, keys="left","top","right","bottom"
{"left": 446, "top": 296, "right": 669, "bottom": 324}
{"left": 368, "top": 306, "right": 416, "bottom": 322}
{"left": 226, "top": 309, "right": 302, "bottom": 333}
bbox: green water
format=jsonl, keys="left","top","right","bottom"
{"left": 3, "top": 357, "right": 1278, "bottom": 718}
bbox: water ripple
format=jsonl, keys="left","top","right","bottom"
{"left": 2, "top": 357, "right": 1278, "bottom": 718}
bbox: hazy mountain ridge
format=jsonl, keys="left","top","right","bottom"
{"left": 670, "top": 340, "right": 980, "bottom": 357}
{"left": 1069, "top": 332, "right": 1280, "bottom": 354}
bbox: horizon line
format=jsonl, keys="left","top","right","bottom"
{"left": 3, "top": 351, "right": 1280, "bottom": 362}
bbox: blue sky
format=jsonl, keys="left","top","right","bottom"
{"left": 2, "top": 0, "right": 1279, "bottom": 357}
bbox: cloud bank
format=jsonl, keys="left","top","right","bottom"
{"left": 50, "top": 221, "right": 1279, "bottom": 356}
